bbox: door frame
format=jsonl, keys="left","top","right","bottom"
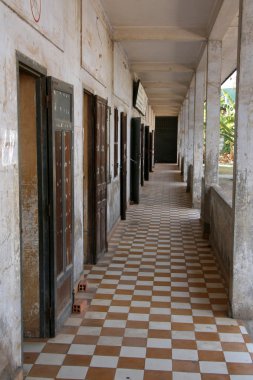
{"left": 16, "top": 52, "right": 51, "bottom": 337}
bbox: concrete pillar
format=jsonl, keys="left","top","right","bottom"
{"left": 231, "top": 0, "right": 253, "bottom": 325}
{"left": 186, "top": 78, "right": 195, "bottom": 193}
{"left": 183, "top": 96, "right": 189, "bottom": 182}
{"left": 203, "top": 40, "right": 222, "bottom": 230}
{"left": 192, "top": 66, "right": 206, "bottom": 208}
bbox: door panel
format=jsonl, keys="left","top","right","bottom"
{"left": 47, "top": 77, "right": 74, "bottom": 335}
{"left": 155, "top": 116, "right": 178, "bottom": 163}
{"left": 64, "top": 131, "right": 72, "bottom": 266}
{"left": 130, "top": 117, "right": 141, "bottom": 204}
{"left": 55, "top": 131, "right": 63, "bottom": 276}
{"left": 149, "top": 132, "right": 153, "bottom": 172}
{"left": 144, "top": 125, "right": 150, "bottom": 181}
{"left": 120, "top": 112, "right": 127, "bottom": 220}
{"left": 95, "top": 96, "right": 107, "bottom": 261}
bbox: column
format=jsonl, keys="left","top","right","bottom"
{"left": 232, "top": 0, "right": 253, "bottom": 322}
{"left": 192, "top": 66, "right": 206, "bottom": 208}
{"left": 203, "top": 40, "right": 222, "bottom": 231}
{"left": 187, "top": 78, "right": 195, "bottom": 193}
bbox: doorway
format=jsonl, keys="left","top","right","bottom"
{"left": 19, "top": 68, "right": 42, "bottom": 338}
{"left": 18, "top": 55, "right": 74, "bottom": 338}
{"left": 83, "top": 92, "right": 108, "bottom": 264}
{"left": 155, "top": 116, "right": 178, "bottom": 163}
{"left": 120, "top": 112, "right": 127, "bottom": 220}
{"left": 144, "top": 125, "right": 150, "bottom": 181}
{"left": 130, "top": 117, "right": 141, "bottom": 204}
{"left": 83, "top": 91, "right": 94, "bottom": 264}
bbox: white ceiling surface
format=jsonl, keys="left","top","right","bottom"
{"left": 101, "top": 0, "right": 238, "bottom": 116}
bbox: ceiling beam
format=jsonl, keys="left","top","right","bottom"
{"left": 209, "top": 0, "right": 239, "bottom": 40}
{"left": 131, "top": 62, "right": 194, "bottom": 73}
{"left": 147, "top": 93, "right": 184, "bottom": 100}
{"left": 113, "top": 26, "right": 206, "bottom": 42}
{"left": 152, "top": 107, "right": 180, "bottom": 113}
{"left": 149, "top": 100, "right": 181, "bottom": 106}
{"left": 155, "top": 111, "right": 178, "bottom": 115}
{"left": 143, "top": 82, "right": 188, "bottom": 90}
{"left": 153, "top": 105, "right": 179, "bottom": 109}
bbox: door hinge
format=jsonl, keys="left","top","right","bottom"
{"left": 48, "top": 203, "right": 51, "bottom": 216}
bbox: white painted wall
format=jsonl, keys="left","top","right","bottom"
{"left": 0, "top": 0, "right": 154, "bottom": 374}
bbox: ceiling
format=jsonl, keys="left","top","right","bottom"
{"left": 100, "top": 0, "right": 225, "bottom": 116}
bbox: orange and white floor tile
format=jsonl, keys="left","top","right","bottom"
{"left": 24, "top": 164, "right": 253, "bottom": 380}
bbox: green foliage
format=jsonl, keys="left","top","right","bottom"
{"left": 220, "top": 89, "right": 235, "bottom": 154}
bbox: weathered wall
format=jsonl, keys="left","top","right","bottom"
{"left": 0, "top": 0, "right": 149, "bottom": 374}
{"left": 107, "top": 42, "right": 133, "bottom": 231}
{"left": 209, "top": 185, "right": 233, "bottom": 284}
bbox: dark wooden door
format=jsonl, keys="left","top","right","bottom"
{"left": 140, "top": 124, "right": 144, "bottom": 186}
{"left": 130, "top": 117, "right": 141, "bottom": 204}
{"left": 144, "top": 125, "right": 150, "bottom": 181}
{"left": 120, "top": 112, "right": 127, "bottom": 220}
{"left": 94, "top": 96, "right": 107, "bottom": 261}
{"left": 155, "top": 116, "right": 178, "bottom": 163}
{"left": 151, "top": 130, "right": 155, "bottom": 169}
{"left": 47, "top": 77, "right": 74, "bottom": 335}
{"left": 149, "top": 132, "right": 153, "bottom": 172}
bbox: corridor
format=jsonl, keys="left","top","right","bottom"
{"left": 24, "top": 165, "right": 253, "bottom": 380}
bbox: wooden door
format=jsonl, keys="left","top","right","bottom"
{"left": 130, "top": 117, "right": 141, "bottom": 204}
{"left": 155, "top": 116, "right": 178, "bottom": 163}
{"left": 140, "top": 124, "right": 144, "bottom": 186}
{"left": 94, "top": 96, "right": 107, "bottom": 260}
{"left": 47, "top": 77, "right": 74, "bottom": 335}
{"left": 120, "top": 112, "right": 127, "bottom": 220}
{"left": 151, "top": 130, "right": 155, "bottom": 169}
{"left": 149, "top": 132, "right": 153, "bottom": 172}
{"left": 144, "top": 125, "right": 150, "bottom": 181}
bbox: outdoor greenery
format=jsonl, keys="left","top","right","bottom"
{"left": 220, "top": 88, "right": 235, "bottom": 157}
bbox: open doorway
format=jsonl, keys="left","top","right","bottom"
{"left": 120, "top": 112, "right": 127, "bottom": 219}
{"left": 19, "top": 68, "right": 42, "bottom": 338}
{"left": 18, "top": 54, "right": 74, "bottom": 338}
{"left": 83, "top": 91, "right": 94, "bottom": 264}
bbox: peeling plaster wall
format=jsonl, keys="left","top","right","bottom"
{"left": 0, "top": 0, "right": 138, "bottom": 373}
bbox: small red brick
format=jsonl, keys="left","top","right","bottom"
{"left": 78, "top": 280, "right": 87, "bottom": 292}
{"left": 72, "top": 299, "right": 88, "bottom": 314}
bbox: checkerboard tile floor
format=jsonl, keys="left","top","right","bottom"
{"left": 24, "top": 164, "right": 253, "bottom": 379}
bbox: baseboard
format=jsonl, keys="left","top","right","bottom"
{"left": 107, "top": 216, "right": 121, "bottom": 242}
{"left": 0, "top": 363, "right": 23, "bottom": 380}
{"left": 15, "top": 368, "right": 23, "bottom": 380}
